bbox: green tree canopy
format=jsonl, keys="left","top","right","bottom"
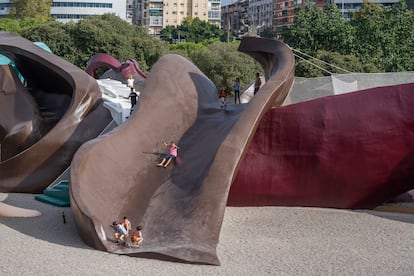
{"left": 0, "top": 18, "right": 21, "bottom": 33}
{"left": 282, "top": 3, "right": 355, "bottom": 56}
{"left": 9, "top": 0, "right": 52, "bottom": 21}
{"left": 160, "top": 17, "right": 231, "bottom": 44}
{"left": 350, "top": 0, "right": 414, "bottom": 71}
{"left": 21, "top": 14, "right": 168, "bottom": 71}
{"left": 295, "top": 50, "right": 379, "bottom": 78}
{"left": 283, "top": 0, "right": 414, "bottom": 75}
{"left": 189, "top": 41, "right": 262, "bottom": 92}
{"left": 20, "top": 21, "right": 75, "bottom": 61}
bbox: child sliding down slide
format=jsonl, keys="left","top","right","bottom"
{"left": 157, "top": 141, "right": 179, "bottom": 168}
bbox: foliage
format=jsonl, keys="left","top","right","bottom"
{"left": 9, "top": 0, "right": 52, "bottom": 21}
{"left": 20, "top": 21, "right": 75, "bottom": 61}
{"left": 282, "top": 3, "right": 355, "bottom": 56}
{"left": 350, "top": 0, "right": 414, "bottom": 71}
{"left": 20, "top": 14, "right": 168, "bottom": 71}
{"left": 189, "top": 41, "right": 262, "bottom": 93}
{"left": 283, "top": 0, "right": 414, "bottom": 75}
{"left": 0, "top": 17, "right": 54, "bottom": 33}
{"left": 168, "top": 42, "right": 205, "bottom": 59}
{"left": 160, "top": 17, "right": 231, "bottom": 44}
{"left": 295, "top": 50, "right": 380, "bottom": 78}
{"left": 259, "top": 26, "right": 275, "bottom": 39}
{"left": 0, "top": 18, "right": 21, "bottom": 33}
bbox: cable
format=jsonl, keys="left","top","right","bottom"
{"left": 291, "top": 47, "right": 352, "bottom": 74}
{"left": 293, "top": 53, "right": 333, "bottom": 75}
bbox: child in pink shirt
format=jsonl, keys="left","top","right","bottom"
{"left": 157, "top": 141, "right": 179, "bottom": 168}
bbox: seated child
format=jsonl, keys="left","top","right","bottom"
{"left": 122, "top": 216, "right": 132, "bottom": 237}
{"left": 157, "top": 141, "right": 179, "bottom": 168}
{"left": 131, "top": 226, "right": 144, "bottom": 247}
{"left": 112, "top": 221, "right": 127, "bottom": 243}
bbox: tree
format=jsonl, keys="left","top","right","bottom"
{"left": 160, "top": 17, "right": 230, "bottom": 44}
{"left": 20, "top": 14, "right": 168, "bottom": 71}
{"left": 168, "top": 42, "right": 205, "bottom": 59}
{"left": 350, "top": 0, "right": 414, "bottom": 71}
{"left": 349, "top": 1, "right": 386, "bottom": 68}
{"left": 0, "top": 18, "right": 21, "bottom": 33}
{"left": 282, "top": 3, "right": 356, "bottom": 56}
{"left": 189, "top": 41, "right": 262, "bottom": 92}
{"left": 295, "top": 50, "right": 379, "bottom": 78}
{"left": 20, "top": 21, "right": 75, "bottom": 62}
{"left": 9, "top": 0, "right": 52, "bottom": 21}
{"left": 259, "top": 26, "right": 275, "bottom": 39}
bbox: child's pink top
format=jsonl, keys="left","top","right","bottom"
{"left": 170, "top": 145, "right": 178, "bottom": 157}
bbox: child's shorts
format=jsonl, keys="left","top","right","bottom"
{"left": 164, "top": 154, "right": 176, "bottom": 159}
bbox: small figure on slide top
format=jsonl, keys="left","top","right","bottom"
{"left": 219, "top": 86, "right": 227, "bottom": 109}
{"left": 232, "top": 78, "right": 241, "bottom": 104}
{"left": 127, "top": 75, "right": 134, "bottom": 93}
{"left": 254, "top": 72, "right": 262, "bottom": 95}
{"left": 131, "top": 226, "right": 144, "bottom": 248}
{"left": 157, "top": 141, "right": 179, "bottom": 168}
{"left": 128, "top": 90, "right": 138, "bottom": 115}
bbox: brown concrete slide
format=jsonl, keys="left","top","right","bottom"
{"left": 70, "top": 37, "right": 295, "bottom": 265}
{"left": 0, "top": 32, "right": 112, "bottom": 193}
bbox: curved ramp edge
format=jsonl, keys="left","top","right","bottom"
{"left": 0, "top": 32, "right": 112, "bottom": 193}
{"left": 0, "top": 202, "right": 41, "bottom": 217}
{"left": 70, "top": 37, "right": 295, "bottom": 264}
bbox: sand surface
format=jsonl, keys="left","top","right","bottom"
{"left": 1, "top": 193, "right": 414, "bottom": 275}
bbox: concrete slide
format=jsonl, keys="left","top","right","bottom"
{"left": 70, "top": 37, "right": 295, "bottom": 265}
{"left": 0, "top": 32, "right": 112, "bottom": 193}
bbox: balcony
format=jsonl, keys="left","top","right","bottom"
{"left": 149, "top": 8, "right": 162, "bottom": 14}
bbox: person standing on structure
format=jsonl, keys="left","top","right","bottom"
{"left": 254, "top": 73, "right": 261, "bottom": 95}
{"left": 128, "top": 90, "right": 138, "bottom": 115}
{"left": 232, "top": 78, "right": 241, "bottom": 104}
{"left": 219, "top": 86, "right": 227, "bottom": 109}
{"left": 127, "top": 75, "right": 134, "bottom": 93}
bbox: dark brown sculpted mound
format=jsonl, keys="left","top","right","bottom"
{"left": 0, "top": 32, "right": 112, "bottom": 193}
{"left": 70, "top": 37, "right": 294, "bottom": 265}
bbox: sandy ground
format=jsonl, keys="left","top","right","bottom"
{"left": 1, "top": 193, "right": 414, "bottom": 276}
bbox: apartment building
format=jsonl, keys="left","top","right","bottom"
{"left": 209, "top": 0, "right": 222, "bottom": 26}
{"left": 221, "top": 0, "right": 249, "bottom": 36}
{"left": 248, "top": 0, "right": 274, "bottom": 32}
{"left": 0, "top": 0, "right": 127, "bottom": 23}
{"left": 127, "top": 0, "right": 134, "bottom": 23}
{"left": 0, "top": 0, "right": 11, "bottom": 17}
{"left": 51, "top": 0, "right": 126, "bottom": 22}
{"left": 223, "top": 0, "right": 408, "bottom": 39}
{"left": 134, "top": 0, "right": 219, "bottom": 36}
{"left": 331, "top": 0, "right": 400, "bottom": 19}
{"left": 274, "top": 0, "right": 326, "bottom": 37}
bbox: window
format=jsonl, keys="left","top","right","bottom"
{"left": 52, "top": 2, "right": 112, "bottom": 8}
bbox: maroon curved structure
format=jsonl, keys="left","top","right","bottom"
{"left": 229, "top": 82, "right": 414, "bottom": 208}
{"left": 0, "top": 32, "right": 112, "bottom": 193}
{"left": 85, "top": 53, "right": 146, "bottom": 87}
{"left": 70, "top": 37, "right": 295, "bottom": 265}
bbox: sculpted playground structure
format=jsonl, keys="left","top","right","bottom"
{"left": 1, "top": 32, "right": 414, "bottom": 265}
